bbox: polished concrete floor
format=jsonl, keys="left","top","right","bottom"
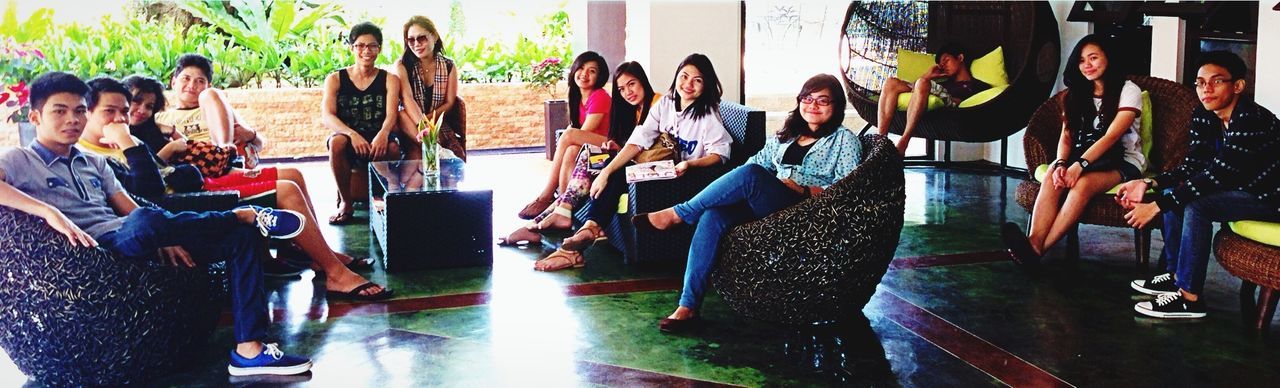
{"left": 3, "top": 152, "right": 1279, "bottom": 387}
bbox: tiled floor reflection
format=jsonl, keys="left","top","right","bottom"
{"left": 6, "top": 154, "right": 1280, "bottom": 387}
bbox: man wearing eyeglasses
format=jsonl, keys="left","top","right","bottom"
{"left": 1116, "top": 51, "right": 1280, "bottom": 319}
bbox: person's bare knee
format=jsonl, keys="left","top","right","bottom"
{"left": 329, "top": 135, "right": 351, "bottom": 158}
{"left": 275, "top": 181, "right": 306, "bottom": 209}
{"left": 883, "top": 78, "right": 910, "bottom": 93}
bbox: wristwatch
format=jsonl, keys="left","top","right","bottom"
{"left": 1076, "top": 158, "right": 1090, "bottom": 169}
{"left": 1143, "top": 177, "right": 1156, "bottom": 188}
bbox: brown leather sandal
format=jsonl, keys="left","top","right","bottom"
{"left": 534, "top": 248, "right": 584, "bottom": 271}
{"left": 517, "top": 196, "right": 555, "bottom": 220}
{"left": 560, "top": 222, "right": 604, "bottom": 252}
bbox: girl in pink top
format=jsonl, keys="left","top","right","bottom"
{"left": 517, "top": 51, "right": 612, "bottom": 220}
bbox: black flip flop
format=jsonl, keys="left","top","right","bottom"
{"left": 327, "top": 282, "right": 393, "bottom": 301}
{"left": 345, "top": 257, "right": 375, "bottom": 270}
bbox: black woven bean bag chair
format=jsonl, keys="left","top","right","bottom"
{"left": 712, "top": 134, "right": 905, "bottom": 325}
{"left": 0, "top": 206, "right": 224, "bottom": 386}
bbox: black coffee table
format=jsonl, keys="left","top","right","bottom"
{"left": 369, "top": 158, "right": 493, "bottom": 271}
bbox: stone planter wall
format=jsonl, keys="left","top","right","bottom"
{"left": 2, "top": 82, "right": 566, "bottom": 159}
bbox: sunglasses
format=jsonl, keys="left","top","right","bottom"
{"left": 406, "top": 34, "right": 434, "bottom": 46}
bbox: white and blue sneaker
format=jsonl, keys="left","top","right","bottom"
{"left": 228, "top": 343, "right": 313, "bottom": 376}
{"left": 239, "top": 205, "right": 305, "bottom": 240}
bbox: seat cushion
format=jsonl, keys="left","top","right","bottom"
{"left": 957, "top": 85, "right": 1008, "bottom": 108}
{"left": 1229, "top": 221, "right": 1280, "bottom": 247}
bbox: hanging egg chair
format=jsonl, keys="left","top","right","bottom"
{"left": 840, "top": 1, "right": 1061, "bottom": 144}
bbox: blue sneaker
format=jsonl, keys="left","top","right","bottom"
{"left": 239, "top": 205, "right": 306, "bottom": 240}
{"left": 228, "top": 343, "right": 313, "bottom": 376}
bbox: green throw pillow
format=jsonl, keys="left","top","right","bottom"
{"left": 895, "top": 49, "right": 934, "bottom": 84}
{"left": 868, "top": 93, "right": 945, "bottom": 112}
{"left": 1229, "top": 221, "right": 1280, "bottom": 247}
{"left": 957, "top": 85, "right": 1008, "bottom": 108}
{"left": 970, "top": 46, "right": 1009, "bottom": 87}
{"left": 1139, "top": 90, "right": 1153, "bottom": 167}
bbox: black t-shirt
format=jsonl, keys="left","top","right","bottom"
{"left": 781, "top": 140, "right": 815, "bottom": 165}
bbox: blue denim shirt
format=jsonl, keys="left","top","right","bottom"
{"left": 747, "top": 126, "right": 862, "bottom": 189}
{"left": 0, "top": 142, "right": 125, "bottom": 238}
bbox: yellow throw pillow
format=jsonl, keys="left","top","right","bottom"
{"left": 897, "top": 93, "right": 944, "bottom": 111}
{"left": 970, "top": 46, "right": 1009, "bottom": 87}
{"left": 957, "top": 85, "right": 1008, "bottom": 108}
{"left": 1139, "top": 90, "right": 1154, "bottom": 165}
{"left": 896, "top": 49, "right": 934, "bottom": 84}
{"left": 1229, "top": 221, "right": 1280, "bottom": 247}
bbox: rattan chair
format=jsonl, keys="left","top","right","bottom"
{"left": 711, "top": 134, "right": 905, "bottom": 325}
{"left": 840, "top": 1, "right": 1060, "bottom": 144}
{"left": 0, "top": 204, "right": 225, "bottom": 386}
{"left": 1214, "top": 228, "right": 1280, "bottom": 330}
{"left": 1014, "top": 75, "right": 1197, "bottom": 268}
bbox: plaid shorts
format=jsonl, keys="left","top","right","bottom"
{"left": 928, "top": 80, "right": 961, "bottom": 108}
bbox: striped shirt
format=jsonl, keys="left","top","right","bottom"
{"left": 1153, "top": 98, "right": 1280, "bottom": 212}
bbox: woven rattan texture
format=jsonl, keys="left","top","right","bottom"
{"left": 712, "top": 135, "right": 905, "bottom": 325}
{"left": 0, "top": 206, "right": 224, "bottom": 386}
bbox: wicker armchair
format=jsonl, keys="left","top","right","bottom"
{"left": 0, "top": 205, "right": 225, "bottom": 386}
{"left": 712, "top": 134, "right": 905, "bottom": 325}
{"left": 1014, "top": 75, "right": 1196, "bottom": 268}
{"left": 1214, "top": 228, "right": 1280, "bottom": 330}
{"left": 579, "top": 101, "right": 765, "bottom": 265}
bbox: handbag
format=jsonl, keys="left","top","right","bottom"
{"left": 176, "top": 140, "right": 237, "bottom": 178}
{"left": 578, "top": 144, "right": 611, "bottom": 174}
{"left": 633, "top": 132, "right": 681, "bottom": 163}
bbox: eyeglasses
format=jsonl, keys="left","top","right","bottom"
{"left": 798, "top": 95, "right": 832, "bottom": 106}
{"left": 352, "top": 43, "right": 381, "bottom": 51}
{"left": 1193, "top": 78, "right": 1234, "bottom": 89}
{"left": 406, "top": 34, "right": 434, "bottom": 46}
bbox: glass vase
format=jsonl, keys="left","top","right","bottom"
{"left": 421, "top": 141, "right": 441, "bottom": 178}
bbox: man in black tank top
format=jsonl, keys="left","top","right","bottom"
{"left": 321, "top": 22, "right": 406, "bottom": 225}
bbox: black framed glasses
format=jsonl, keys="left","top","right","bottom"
{"left": 1193, "top": 78, "right": 1234, "bottom": 89}
{"left": 798, "top": 95, "right": 832, "bottom": 106}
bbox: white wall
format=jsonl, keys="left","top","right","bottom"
{"left": 1149, "top": 17, "right": 1186, "bottom": 81}
{"left": 1256, "top": 3, "right": 1280, "bottom": 108}
{"left": 625, "top": 0, "right": 744, "bottom": 104}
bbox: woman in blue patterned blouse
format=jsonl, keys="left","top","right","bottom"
{"left": 633, "top": 74, "right": 863, "bottom": 333}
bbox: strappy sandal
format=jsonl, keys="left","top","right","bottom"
{"left": 517, "top": 196, "right": 555, "bottom": 220}
{"left": 560, "top": 222, "right": 604, "bottom": 252}
{"left": 534, "top": 248, "right": 585, "bottom": 271}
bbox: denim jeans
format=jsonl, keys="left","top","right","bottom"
{"left": 1161, "top": 190, "right": 1280, "bottom": 294}
{"left": 673, "top": 164, "right": 804, "bottom": 309}
{"left": 98, "top": 207, "right": 269, "bottom": 343}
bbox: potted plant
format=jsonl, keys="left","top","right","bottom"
{"left": 1, "top": 38, "right": 44, "bottom": 145}
{"left": 527, "top": 56, "right": 569, "bottom": 159}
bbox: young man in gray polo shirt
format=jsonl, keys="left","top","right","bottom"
{"left": 0, "top": 72, "right": 311, "bottom": 377}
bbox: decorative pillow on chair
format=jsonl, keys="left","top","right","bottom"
{"left": 1229, "top": 221, "right": 1280, "bottom": 247}
{"left": 895, "top": 49, "right": 934, "bottom": 83}
{"left": 970, "top": 46, "right": 1009, "bottom": 87}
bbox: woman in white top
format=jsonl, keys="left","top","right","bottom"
{"left": 533, "top": 53, "right": 734, "bottom": 271}
{"left": 1002, "top": 34, "right": 1145, "bottom": 266}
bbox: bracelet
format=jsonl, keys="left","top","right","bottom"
{"left": 1052, "top": 159, "right": 1067, "bottom": 167}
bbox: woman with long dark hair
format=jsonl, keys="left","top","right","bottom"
{"left": 500, "top": 62, "right": 659, "bottom": 257}
{"left": 533, "top": 54, "right": 735, "bottom": 271}
{"left": 393, "top": 15, "right": 466, "bottom": 161}
{"left": 515, "top": 51, "right": 613, "bottom": 220}
{"left": 1002, "top": 34, "right": 1147, "bottom": 266}
{"left": 634, "top": 73, "right": 863, "bottom": 332}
